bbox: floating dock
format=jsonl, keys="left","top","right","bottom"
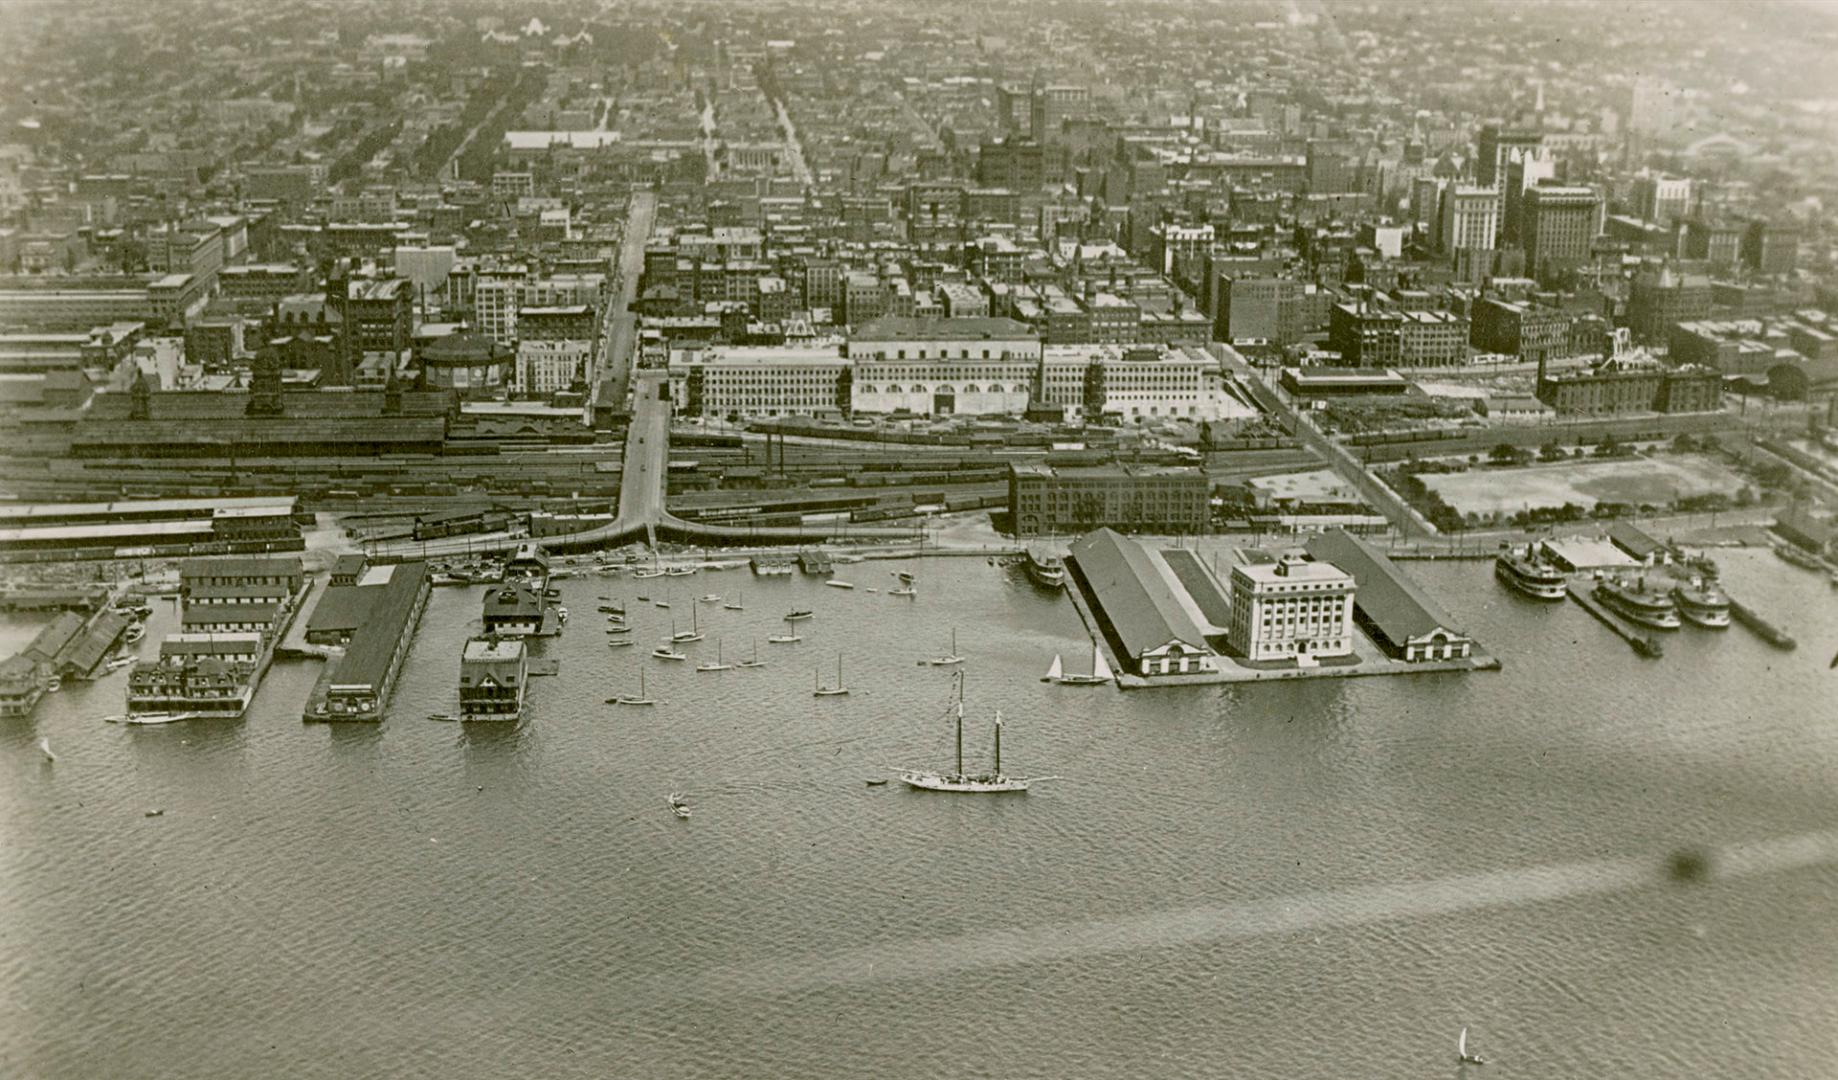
{"left": 1565, "top": 580, "right": 1663, "bottom": 658}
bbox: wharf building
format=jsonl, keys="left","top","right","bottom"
{"left": 459, "top": 636, "right": 528, "bottom": 721}
{"left": 1304, "top": 530, "right": 1475, "bottom": 662}
{"left": 1009, "top": 463, "right": 1209, "bottom": 537}
{"left": 1067, "top": 528, "right": 1217, "bottom": 677}
{"left": 1226, "top": 551, "right": 1356, "bottom": 663}
{"left": 0, "top": 496, "right": 303, "bottom": 563}
{"left": 129, "top": 555, "right": 306, "bottom": 717}
{"left": 302, "top": 560, "right": 431, "bottom": 722}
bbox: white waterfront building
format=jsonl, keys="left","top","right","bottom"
{"left": 1226, "top": 552, "right": 1356, "bottom": 663}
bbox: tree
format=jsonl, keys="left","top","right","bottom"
{"left": 1539, "top": 440, "right": 1566, "bottom": 462}
{"left": 1489, "top": 442, "right": 1520, "bottom": 465}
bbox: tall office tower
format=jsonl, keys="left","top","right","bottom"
{"left": 1502, "top": 154, "right": 1556, "bottom": 244}
{"left": 1520, "top": 185, "right": 1603, "bottom": 285}
{"left": 1030, "top": 85, "right": 1089, "bottom": 144}
{"left": 1633, "top": 173, "right": 1693, "bottom": 226}
{"left": 1476, "top": 125, "right": 1544, "bottom": 190}
{"left": 1438, "top": 186, "right": 1500, "bottom": 255}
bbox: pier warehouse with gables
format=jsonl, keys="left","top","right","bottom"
{"left": 1304, "top": 529, "right": 1475, "bottom": 662}
{"left": 1067, "top": 528, "right": 1217, "bottom": 676}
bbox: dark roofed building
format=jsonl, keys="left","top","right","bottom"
{"left": 1606, "top": 522, "right": 1672, "bottom": 566}
{"left": 23, "top": 612, "right": 86, "bottom": 665}
{"left": 72, "top": 384, "right": 455, "bottom": 458}
{"left": 1304, "top": 529, "right": 1473, "bottom": 662}
{"left": 309, "top": 561, "right": 430, "bottom": 721}
{"left": 1067, "top": 528, "right": 1215, "bottom": 676}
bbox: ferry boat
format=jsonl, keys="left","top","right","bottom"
{"left": 1594, "top": 577, "right": 1682, "bottom": 630}
{"left": 1671, "top": 577, "right": 1732, "bottom": 628}
{"left": 1023, "top": 545, "right": 1066, "bottom": 589}
{"left": 1494, "top": 544, "right": 1567, "bottom": 600}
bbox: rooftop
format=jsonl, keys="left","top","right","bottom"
{"left": 851, "top": 316, "right": 1036, "bottom": 341}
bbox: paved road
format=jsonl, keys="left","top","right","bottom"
{"left": 1218, "top": 350, "right": 1436, "bottom": 538}
{"left": 592, "top": 189, "right": 656, "bottom": 418}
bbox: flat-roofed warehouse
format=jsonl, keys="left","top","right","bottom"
{"left": 1304, "top": 529, "right": 1474, "bottom": 662}
{"left": 1067, "top": 528, "right": 1216, "bottom": 676}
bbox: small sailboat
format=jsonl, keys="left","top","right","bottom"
{"left": 652, "top": 646, "right": 688, "bottom": 661}
{"left": 654, "top": 599, "right": 670, "bottom": 609}
{"left": 767, "top": 632, "right": 802, "bottom": 644}
{"left": 865, "top": 777, "right": 889, "bottom": 786}
{"left": 1457, "top": 1026, "right": 1485, "bottom": 1066}
{"left": 606, "top": 638, "right": 634, "bottom": 648}
{"left": 894, "top": 571, "right": 916, "bottom": 585}
{"left": 635, "top": 594, "right": 650, "bottom": 602}
{"left": 1046, "top": 643, "right": 1113, "bottom": 686}
{"left": 698, "top": 593, "right": 721, "bottom": 604}
{"left": 671, "top": 608, "right": 705, "bottom": 643}
{"left": 696, "top": 640, "right": 732, "bottom": 672}
{"left": 608, "top": 668, "right": 655, "bottom": 706}
{"left": 606, "top": 624, "right": 631, "bottom": 634}
{"left": 890, "top": 584, "right": 916, "bottom": 597}
{"left": 737, "top": 639, "right": 766, "bottom": 669}
{"left": 814, "top": 654, "right": 850, "bottom": 697}
{"left": 927, "top": 628, "right": 965, "bottom": 667}
{"left": 784, "top": 609, "right": 814, "bottom": 622}
{"left": 723, "top": 588, "right": 745, "bottom": 612}
{"left": 38, "top": 737, "right": 56, "bottom": 763}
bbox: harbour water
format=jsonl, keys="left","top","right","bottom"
{"left": 3, "top": 550, "right": 1836, "bottom": 1077}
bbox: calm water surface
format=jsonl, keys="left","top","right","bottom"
{"left": 3, "top": 550, "right": 1836, "bottom": 1078}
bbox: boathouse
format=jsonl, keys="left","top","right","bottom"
{"left": 459, "top": 636, "right": 527, "bottom": 721}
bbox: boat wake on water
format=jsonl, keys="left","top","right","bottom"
{"left": 630, "top": 829, "right": 1838, "bottom": 1004}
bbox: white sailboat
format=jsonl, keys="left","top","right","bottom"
{"left": 927, "top": 628, "right": 965, "bottom": 666}
{"left": 897, "top": 671, "right": 1048, "bottom": 793}
{"left": 767, "top": 632, "right": 802, "bottom": 644}
{"left": 671, "top": 608, "right": 704, "bottom": 643}
{"left": 723, "top": 589, "right": 744, "bottom": 612}
{"left": 814, "top": 654, "right": 850, "bottom": 697}
{"left": 652, "top": 646, "right": 688, "bottom": 661}
{"left": 1046, "top": 642, "right": 1113, "bottom": 685}
{"left": 737, "top": 638, "right": 766, "bottom": 669}
{"left": 1457, "top": 1027, "right": 1485, "bottom": 1066}
{"left": 608, "top": 668, "right": 655, "bottom": 706}
{"left": 696, "top": 639, "right": 732, "bottom": 672}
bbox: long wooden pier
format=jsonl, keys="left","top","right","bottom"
{"left": 1565, "top": 580, "right": 1663, "bottom": 658}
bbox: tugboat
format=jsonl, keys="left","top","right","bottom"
{"left": 1671, "top": 576, "right": 1732, "bottom": 628}
{"left": 1594, "top": 576, "right": 1681, "bottom": 630}
{"left": 1493, "top": 543, "right": 1566, "bottom": 600}
{"left": 1023, "top": 545, "right": 1066, "bottom": 589}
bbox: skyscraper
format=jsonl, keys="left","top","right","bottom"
{"left": 1476, "top": 124, "right": 1545, "bottom": 243}
{"left": 1520, "top": 185, "right": 1602, "bottom": 285}
{"left": 1438, "top": 186, "right": 1500, "bottom": 254}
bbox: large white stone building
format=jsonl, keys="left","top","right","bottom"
{"left": 1226, "top": 552, "right": 1356, "bottom": 663}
